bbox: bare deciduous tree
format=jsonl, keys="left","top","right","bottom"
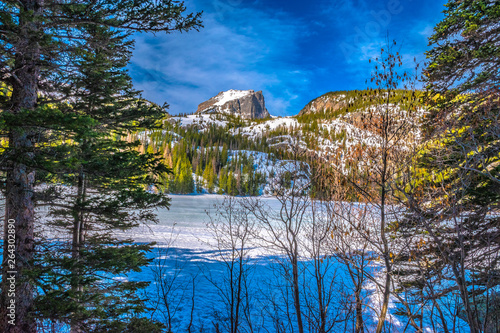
{"left": 322, "top": 41, "right": 422, "bottom": 332}
{"left": 302, "top": 199, "right": 351, "bottom": 333}
{"left": 242, "top": 155, "right": 309, "bottom": 333}
{"left": 206, "top": 197, "right": 256, "bottom": 333}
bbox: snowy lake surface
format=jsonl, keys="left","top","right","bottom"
{"left": 19, "top": 193, "right": 467, "bottom": 332}
{"left": 115, "top": 194, "right": 469, "bottom": 333}
{"left": 119, "top": 194, "right": 283, "bottom": 248}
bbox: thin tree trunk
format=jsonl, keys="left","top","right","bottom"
{"left": 376, "top": 129, "right": 391, "bottom": 333}
{"left": 376, "top": 271, "right": 391, "bottom": 333}
{"left": 0, "top": 1, "right": 42, "bottom": 332}
{"left": 234, "top": 248, "right": 244, "bottom": 333}
{"left": 230, "top": 260, "right": 234, "bottom": 333}
{"left": 187, "top": 277, "right": 196, "bottom": 333}
{"left": 292, "top": 253, "right": 304, "bottom": 333}
{"left": 354, "top": 284, "right": 364, "bottom": 333}
{"left": 315, "top": 264, "right": 326, "bottom": 333}
{"left": 451, "top": 262, "right": 481, "bottom": 333}
{"left": 430, "top": 296, "right": 449, "bottom": 333}
{"left": 70, "top": 170, "right": 85, "bottom": 333}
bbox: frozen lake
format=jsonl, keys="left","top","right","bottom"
{"left": 30, "top": 193, "right": 469, "bottom": 332}
{"left": 119, "top": 195, "right": 402, "bottom": 332}
{"left": 119, "top": 194, "right": 470, "bottom": 333}
{"left": 119, "top": 194, "right": 284, "bottom": 249}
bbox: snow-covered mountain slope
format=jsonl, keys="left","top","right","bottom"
{"left": 136, "top": 89, "right": 425, "bottom": 195}
{"left": 168, "top": 113, "right": 229, "bottom": 130}
{"left": 212, "top": 89, "right": 252, "bottom": 106}
{"left": 230, "top": 150, "right": 310, "bottom": 196}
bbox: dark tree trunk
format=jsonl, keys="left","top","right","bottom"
{"left": 70, "top": 170, "right": 85, "bottom": 333}
{"left": 292, "top": 252, "right": 304, "bottom": 333}
{"left": 0, "top": 1, "right": 42, "bottom": 332}
{"left": 315, "top": 266, "right": 326, "bottom": 333}
{"left": 375, "top": 108, "right": 392, "bottom": 333}
{"left": 354, "top": 285, "right": 364, "bottom": 333}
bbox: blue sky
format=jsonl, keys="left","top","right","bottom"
{"left": 128, "top": 0, "right": 447, "bottom": 116}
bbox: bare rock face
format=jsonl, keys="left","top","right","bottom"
{"left": 196, "top": 89, "right": 270, "bottom": 119}
{"left": 298, "top": 92, "right": 347, "bottom": 116}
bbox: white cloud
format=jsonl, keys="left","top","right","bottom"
{"left": 418, "top": 24, "right": 434, "bottom": 37}
{"left": 129, "top": 1, "right": 310, "bottom": 116}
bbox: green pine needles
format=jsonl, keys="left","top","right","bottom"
{"left": 0, "top": 1, "right": 202, "bottom": 331}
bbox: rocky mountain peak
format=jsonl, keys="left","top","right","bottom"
{"left": 196, "top": 89, "right": 270, "bottom": 119}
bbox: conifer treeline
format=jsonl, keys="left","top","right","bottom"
{"left": 133, "top": 121, "right": 270, "bottom": 196}
{"left": 129, "top": 89, "right": 423, "bottom": 199}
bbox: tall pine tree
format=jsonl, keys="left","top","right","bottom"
{"left": 0, "top": 1, "right": 201, "bottom": 331}
{"left": 32, "top": 24, "right": 177, "bottom": 332}
{"left": 399, "top": 2, "right": 500, "bottom": 332}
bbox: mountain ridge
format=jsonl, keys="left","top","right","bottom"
{"left": 136, "top": 89, "right": 423, "bottom": 196}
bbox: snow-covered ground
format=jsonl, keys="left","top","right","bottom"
{"left": 236, "top": 116, "right": 299, "bottom": 139}
{"left": 26, "top": 193, "right": 471, "bottom": 332}
{"left": 170, "top": 113, "right": 229, "bottom": 130}
{"left": 118, "top": 195, "right": 470, "bottom": 333}
{"left": 213, "top": 89, "right": 252, "bottom": 107}
{"left": 227, "top": 150, "right": 310, "bottom": 196}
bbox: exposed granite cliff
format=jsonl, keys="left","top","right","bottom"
{"left": 196, "top": 89, "right": 270, "bottom": 119}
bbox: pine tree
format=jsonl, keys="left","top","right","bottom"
{"left": 31, "top": 26, "right": 175, "bottom": 332}
{"left": 218, "top": 168, "right": 228, "bottom": 195}
{"left": 235, "top": 166, "right": 242, "bottom": 195}
{"left": 227, "top": 171, "right": 235, "bottom": 196}
{"left": 172, "top": 157, "right": 183, "bottom": 192}
{"left": 397, "top": 2, "right": 500, "bottom": 332}
{"left": 203, "top": 160, "right": 211, "bottom": 190}
{"left": 0, "top": 1, "right": 201, "bottom": 331}
{"left": 195, "top": 158, "right": 204, "bottom": 192}
{"left": 203, "top": 160, "right": 216, "bottom": 193}
{"left": 221, "top": 144, "right": 229, "bottom": 167}
{"left": 179, "top": 157, "right": 194, "bottom": 194}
